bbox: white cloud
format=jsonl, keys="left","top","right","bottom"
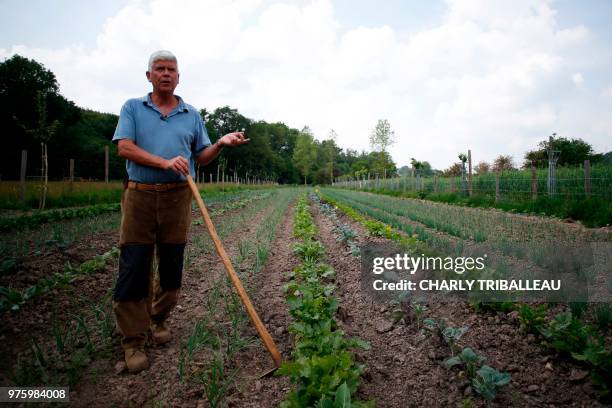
{"left": 2, "top": 0, "right": 611, "bottom": 169}
{"left": 572, "top": 72, "right": 584, "bottom": 87}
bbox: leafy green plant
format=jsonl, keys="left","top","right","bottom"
{"left": 593, "top": 304, "right": 611, "bottom": 333}
{"left": 0, "top": 202, "right": 121, "bottom": 233}
{"left": 279, "top": 195, "right": 371, "bottom": 407}
{"left": 411, "top": 302, "right": 427, "bottom": 330}
{"left": 442, "top": 325, "right": 469, "bottom": 355}
{"left": 0, "top": 258, "right": 16, "bottom": 276}
{"left": 572, "top": 340, "right": 612, "bottom": 397}
{"left": 538, "top": 312, "right": 592, "bottom": 355}
{"left": 199, "top": 352, "right": 236, "bottom": 408}
{"left": 471, "top": 365, "right": 511, "bottom": 401}
{"left": 443, "top": 347, "right": 486, "bottom": 378}
{"left": 518, "top": 304, "right": 547, "bottom": 334}
{"left": 0, "top": 247, "right": 118, "bottom": 313}
{"left": 293, "top": 241, "right": 325, "bottom": 262}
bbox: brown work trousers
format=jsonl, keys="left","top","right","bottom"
{"left": 113, "top": 184, "right": 192, "bottom": 350}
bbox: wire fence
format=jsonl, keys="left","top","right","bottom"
{"left": 335, "top": 165, "right": 612, "bottom": 200}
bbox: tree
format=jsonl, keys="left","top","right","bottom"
{"left": 443, "top": 163, "right": 462, "bottom": 177}
{"left": 368, "top": 120, "right": 396, "bottom": 178}
{"left": 474, "top": 161, "right": 490, "bottom": 174}
{"left": 28, "top": 92, "right": 59, "bottom": 209}
{"left": 369, "top": 119, "right": 395, "bottom": 152}
{"left": 1, "top": 54, "right": 80, "bottom": 180}
{"left": 410, "top": 157, "right": 424, "bottom": 170}
{"left": 327, "top": 129, "right": 338, "bottom": 184}
{"left": 523, "top": 136, "right": 600, "bottom": 168}
{"left": 398, "top": 165, "right": 411, "bottom": 176}
{"left": 293, "top": 128, "right": 317, "bottom": 185}
{"left": 493, "top": 155, "right": 515, "bottom": 172}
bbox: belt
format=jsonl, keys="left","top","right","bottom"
{"left": 127, "top": 181, "right": 188, "bottom": 191}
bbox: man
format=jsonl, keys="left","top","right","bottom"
{"left": 112, "top": 50, "right": 248, "bottom": 372}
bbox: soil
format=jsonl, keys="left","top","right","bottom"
{"left": 0, "top": 193, "right": 289, "bottom": 406}
{"left": 1, "top": 190, "right": 609, "bottom": 408}
{"left": 228, "top": 198, "right": 297, "bottom": 407}
{"left": 310, "top": 199, "right": 608, "bottom": 407}
{"left": 70, "top": 194, "right": 289, "bottom": 407}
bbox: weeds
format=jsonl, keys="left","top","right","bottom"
{"left": 8, "top": 290, "right": 115, "bottom": 387}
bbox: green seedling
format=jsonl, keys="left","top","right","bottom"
{"left": 471, "top": 365, "right": 511, "bottom": 401}
{"left": 442, "top": 325, "right": 469, "bottom": 355}
{"left": 412, "top": 302, "right": 427, "bottom": 330}
{"left": 443, "top": 347, "right": 486, "bottom": 378}
{"left": 518, "top": 304, "right": 547, "bottom": 334}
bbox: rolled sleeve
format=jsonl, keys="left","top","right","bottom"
{"left": 112, "top": 101, "right": 136, "bottom": 144}
{"left": 192, "top": 115, "right": 212, "bottom": 156}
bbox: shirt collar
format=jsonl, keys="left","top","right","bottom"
{"left": 141, "top": 93, "right": 189, "bottom": 113}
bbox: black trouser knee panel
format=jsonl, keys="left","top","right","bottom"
{"left": 158, "top": 243, "right": 185, "bottom": 290}
{"left": 114, "top": 244, "right": 154, "bottom": 301}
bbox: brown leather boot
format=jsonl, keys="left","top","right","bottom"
{"left": 150, "top": 321, "right": 171, "bottom": 345}
{"left": 124, "top": 348, "right": 149, "bottom": 373}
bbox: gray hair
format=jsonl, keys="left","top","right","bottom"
{"left": 148, "top": 50, "right": 178, "bottom": 71}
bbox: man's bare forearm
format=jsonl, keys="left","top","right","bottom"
{"left": 197, "top": 141, "right": 224, "bottom": 166}
{"left": 118, "top": 139, "right": 189, "bottom": 175}
{"left": 118, "top": 139, "right": 166, "bottom": 169}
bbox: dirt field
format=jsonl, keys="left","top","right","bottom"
{"left": 0, "top": 187, "right": 609, "bottom": 407}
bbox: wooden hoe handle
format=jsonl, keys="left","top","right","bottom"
{"left": 186, "top": 175, "right": 282, "bottom": 367}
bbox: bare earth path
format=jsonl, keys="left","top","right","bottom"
{"left": 229, "top": 198, "right": 298, "bottom": 407}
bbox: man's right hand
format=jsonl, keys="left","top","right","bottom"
{"left": 164, "top": 156, "right": 189, "bottom": 175}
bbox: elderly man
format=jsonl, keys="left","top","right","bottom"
{"left": 112, "top": 50, "right": 248, "bottom": 372}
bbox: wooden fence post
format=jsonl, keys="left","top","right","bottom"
{"left": 584, "top": 160, "right": 591, "bottom": 198}
{"left": 104, "top": 145, "right": 109, "bottom": 183}
{"left": 531, "top": 166, "right": 538, "bottom": 200}
{"left": 468, "top": 149, "right": 473, "bottom": 197}
{"left": 69, "top": 159, "right": 75, "bottom": 193}
{"left": 495, "top": 170, "right": 500, "bottom": 202}
{"left": 20, "top": 150, "right": 27, "bottom": 207}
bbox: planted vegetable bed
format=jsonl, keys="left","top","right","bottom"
{"left": 0, "top": 186, "right": 610, "bottom": 407}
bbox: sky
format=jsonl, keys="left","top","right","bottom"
{"left": 1, "top": 0, "right": 611, "bottom": 170}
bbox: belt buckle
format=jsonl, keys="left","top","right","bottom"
{"left": 154, "top": 183, "right": 165, "bottom": 191}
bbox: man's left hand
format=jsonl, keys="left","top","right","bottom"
{"left": 219, "top": 132, "right": 250, "bottom": 147}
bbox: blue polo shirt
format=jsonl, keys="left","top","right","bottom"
{"left": 112, "top": 93, "right": 211, "bottom": 183}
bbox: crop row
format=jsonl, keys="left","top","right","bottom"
{"left": 0, "top": 203, "right": 121, "bottom": 233}
{"left": 316, "top": 191, "right": 513, "bottom": 402}
{"left": 318, "top": 190, "right": 611, "bottom": 402}
{"left": 176, "top": 189, "right": 297, "bottom": 406}
{"left": 517, "top": 304, "right": 611, "bottom": 397}
{"left": 0, "top": 188, "right": 271, "bottom": 234}
{"left": 321, "top": 188, "right": 606, "bottom": 298}
{"left": 0, "top": 190, "right": 272, "bottom": 275}
{"left": 278, "top": 195, "right": 371, "bottom": 407}
{"left": 324, "top": 189, "right": 609, "bottom": 243}
{"left": 8, "top": 289, "right": 116, "bottom": 387}
{"left": 310, "top": 193, "right": 360, "bottom": 257}
{"left": 0, "top": 248, "right": 119, "bottom": 313}
{"left": 7, "top": 192, "right": 288, "bottom": 394}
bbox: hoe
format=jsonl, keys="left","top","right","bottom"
{"left": 186, "top": 175, "right": 282, "bottom": 377}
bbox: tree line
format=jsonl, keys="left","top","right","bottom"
{"left": 0, "top": 55, "right": 397, "bottom": 184}
{"left": 2, "top": 54, "right": 609, "bottom": 184}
